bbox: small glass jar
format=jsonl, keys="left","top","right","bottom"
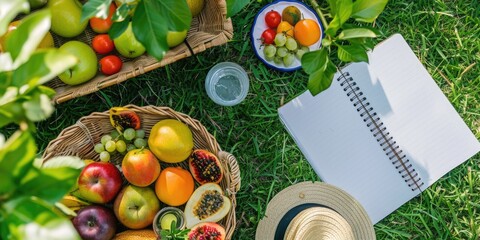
{"left": 205, "top": 62, "right": 249, "bottom": 106}
{"left": 152, "top": 207, "right": 186, "bottom": 236}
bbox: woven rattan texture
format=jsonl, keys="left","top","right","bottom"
{"left": 42, "top": 105, "right": 240, "bottom": 239}
{"left": 45, "top": 0, "right": 233, "bottom": 104}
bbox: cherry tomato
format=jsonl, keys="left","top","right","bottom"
{"left": 99, "top": 55, "right": 123, "bottom": 75}
{"left": 89, "top": 3, "right": 116, "bottom": 33}
{"left": 261, "top": 28, "right": 276, "bottom": 45}
{"left": 265, "top": 10, "right": 281, "bottom": 28}
{"left": 92, "top": 34, "right": 115, "bottom": 54}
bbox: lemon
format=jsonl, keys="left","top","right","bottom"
{"left": 148, "top": 119, "right": 193, "bottom": 163}
{"left": 186, "top": 0, "right": 205, "bottom": 17}
{"left": 160, "top": 213, "right": 177, "bottom": 230}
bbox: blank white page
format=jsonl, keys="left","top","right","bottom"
{"left": 367, "top": 34, "right": 480, "bottom": 187}
{"left": 278, "top": 34, "right": 480, "bottom": 224}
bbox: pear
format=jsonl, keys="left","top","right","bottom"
{"left": 48, "top": 0, "right": 87, "bottom": 38}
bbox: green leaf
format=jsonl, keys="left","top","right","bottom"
{"left": 0, "top": 168, "right": 16, "bottom": 197}
{"left": 36, "top": 85, "right": 56, "bottom": 98}
{"left": 132, "top": 0, "right": 191, "bottom": 61}
{"left": 22, "top": 93, "right": 54, "bottom": 122}
{"left": 321, "top": 38, "right": 332, "bottom": 47}
{"left": 338, "top": 28, "right": 377, "bottom": 40}
{"left": 0, "top": 71, "right": 11, "bottom": 93}
{"left": 2, "top": 197, "right": 80, "bottom": 240}
{"left": 326, "top": 0, "right": 353, "bottom": 35}
{"left": 19, "top": 166, "right": 80, "bottom": 204}
{"left": 308, "top": 59, "right": 337, "bottom": 96}
{"left": 132, "top": 2, "right": 167, "bottom": 60}
{"left": 301, "top": 48, "right": 328, "bottom": 75}
{"left": 12, "top": 49, "right": 77, "bottom": 89}
{"left": 337, "top": 44, "right": 369, "bottom": 62}
{"left": 109, "top": 18, "right": 130, "bottom": 40}
{"left": 111, "top": 2, "right": 134, "bottom": 22}
{"left": 0, "top": 85, "right": 18, "bottom": 106}
{"left": 347, "top": 37, "right": 376, "bottom": 50}
{"left": 41, "top": 156, "right": 84, "bottom": 169}
{"left": 0, "top": 130, "right": 36, "bottom": 182}
{"left": 5, "top": 10, "right": 51, "bottom": 68}
{"left": 0, "top": 101, "right": 24, "bottom": 128}
{"left": 352, "top": 0, "right": 389, "bottom": 23}
{"left": 81, "top": 0, "right": 112, "bottom": 22}
{"left": 0, "top": 51, "right": 15, "bottom": 71}
{"left": 342, "top": 23, "right": 382, "bottom": 35}
{"left": 325, "top": 16, "right": 341, "bottom": 36}
{"left": 0, "top": 0, "right": 29, "bottom": 36}
{"left": 13, "top": 50, "right": 76, "bottom": 90}
{"left": 326, "top": 0, "right": 338, "bottom": 15}
{"left": 54, "top": 202, "right": 77, "bottom": 218}
{"left": 226, "top": 0, "right": 249, "bottom": 18}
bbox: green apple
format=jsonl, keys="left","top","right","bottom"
{"left": 58, "top": 41, "right": 97, "bottom": 85}
{"left": 167, "top": 30, "right": 187, "bottom": 48}
{"left": 114, "top": 22, "right": 146, "bottom": 58}
{"left": 48, "top": 0, "right": 88, "bottom": 38}
{"left": 113, "top": 185, "right": 160, "bottom": 229}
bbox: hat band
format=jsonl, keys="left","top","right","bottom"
{"left": 274, "top": 203, "right": 331, "bottom": 240}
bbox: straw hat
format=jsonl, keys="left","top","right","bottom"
{"left": 256, "top": 181, "right": 375, "bottom": 240}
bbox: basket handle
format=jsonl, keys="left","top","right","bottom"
{"left": 218, "top": 151, "right": 241, "bottom": 194}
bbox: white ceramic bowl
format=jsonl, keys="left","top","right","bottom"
{"left": 251, "top": 0, "right": 324, "bottom": 72}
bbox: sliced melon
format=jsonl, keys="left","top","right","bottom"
{"left": 184, "top": 183, "right": 231, "bottom": 228}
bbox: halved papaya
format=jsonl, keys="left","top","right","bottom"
{"left": 184, "top": 183, "right": 231, "bottom": 228}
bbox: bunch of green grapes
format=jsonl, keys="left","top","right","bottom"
{"left": 263, "top": 33, "right": 310, "bottom": 67}
{"left": 94, "top": 128, "right": 147, "bottom": 162}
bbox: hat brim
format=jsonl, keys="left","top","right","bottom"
{"left": 255, "top": 181, "right": 375, "bottom": 240}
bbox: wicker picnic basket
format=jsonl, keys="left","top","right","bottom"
{"left": 42, "top": 105, "right": 241, "bottom": 239}
{"left": 45, "top": 0, "right": 233, "bottom": 104}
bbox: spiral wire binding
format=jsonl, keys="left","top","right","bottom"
{"left": 337, "top": 70, "right": 425, "bottom": 192}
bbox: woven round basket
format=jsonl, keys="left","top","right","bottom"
{"left": 44, "top": 0, "right": 233, "bottom": 104}
{"left": 42, "top": 105, "right": 241, "bottom": 239}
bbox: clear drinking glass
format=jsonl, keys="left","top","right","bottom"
{"left": 152, "top": 207, "right": 186, "bottom": 236}
{"left": 205, "top": 62, "right": 249, "bottom": 106}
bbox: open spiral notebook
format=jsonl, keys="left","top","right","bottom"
{"left": 278, "top": 34, "right": 480, "bottom": 224}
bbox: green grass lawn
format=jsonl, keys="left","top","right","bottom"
{"left": 30, "top": 0, "right": 480, "bottom": 239}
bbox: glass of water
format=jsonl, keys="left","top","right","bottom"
{"left": 205, "top": 62, "right": 249, "bottom": 106}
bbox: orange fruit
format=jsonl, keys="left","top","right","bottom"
{"left": 294, "top": 19, "right": 321, "bottom": 46}
{"left": 155, "top": 167, "right": 194, "bottom": 206}
{"left": 276, "top": 21, "right": 294, "bottom": 37}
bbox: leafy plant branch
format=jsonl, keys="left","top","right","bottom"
{"left": 302, "top": 0, "right": 388, "bottom": 95}
{"left": 82, "top": 0, "right": 250, "bottom": 61}
{"left": 0, "top": 1, "right": 84, "bottom": 239}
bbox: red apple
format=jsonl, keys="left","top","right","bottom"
{"left": 113, "top": 185, "right": 160, "bottom": 229}
{"left": 77, "top": 162, "right": 122, "bottom": 204}
{"left": 73, "top": 205, "right": 117, "bottom": 240}
{"left": 122, "top": 148, "right": 161, "bottom": 187}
